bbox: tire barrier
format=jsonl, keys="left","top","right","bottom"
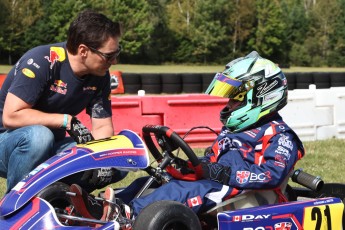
{"left": 312, "top": 72, "right": 330, "bottom": 89}
{"left": 118, "top": 72, "right": 345, "bottom": 95}
{"left": 122, "top": 73, "right": 141, "bottom": 94}
{"left": 295, "top": 72, "right": 313, "bottom": 89}
{"left": 330, "top": 72, "right": 345, "bottom": 87}
{"left": 161, "top": 73, "right": 182, "bottom": 93}
{"left": 141, "top": 73, "right": 162, "bottom": 94}
{"left": 181, "top": 73, "right": 202, "bottom": 93}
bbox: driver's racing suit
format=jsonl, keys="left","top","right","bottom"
{"left": 117, "top": 113, "right": 305, "bottom": 216}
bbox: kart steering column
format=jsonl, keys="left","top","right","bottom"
{"left": 135, "top": 152, "right": 173, "bottom": 199}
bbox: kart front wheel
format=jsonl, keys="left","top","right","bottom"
{"left": 133, "top": 200, "right": 201, "bottom": 230}
{"left": 36, "top": 182, "right": 72, "bottom": 209}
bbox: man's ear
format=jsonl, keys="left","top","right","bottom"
{"left": 78, "top": 44, "right": 89, "bottom": 58}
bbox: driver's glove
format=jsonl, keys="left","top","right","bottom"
{"left": 200, "top": 162, "right": 231, "bottom": 185}
{"left": 81, "top": 167, "right": 115, "bottom": 187}
{"left": 166, "top": 159, "right": 231, "bottom": 185}
{"left": 67, "top": 117, "right": 94, "bottom": 144}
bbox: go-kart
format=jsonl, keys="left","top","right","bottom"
{"left": 0, "top": 124, "right": 344, "bottom": 230}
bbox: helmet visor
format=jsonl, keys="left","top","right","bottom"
{"left": 206, "top": 72, "right": 249, "bottom": 101}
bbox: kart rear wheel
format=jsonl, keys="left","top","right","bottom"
{"left": 133, "top": 200, "right": 201, "bottom": 230}
{"left": 36, "top": 182, "right": 71, "bottom": 209}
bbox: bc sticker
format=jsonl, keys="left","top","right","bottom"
{"left": 22, "top": 68, "right": 35, "bottom": 78}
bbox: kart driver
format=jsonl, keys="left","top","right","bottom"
{"left": 0, "top": 10, "right": 127, "bottom": 193}
{"left": 69, "top": 51, "right": 305, "bottom": 222}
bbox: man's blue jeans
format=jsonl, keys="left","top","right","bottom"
{"left": 0, "top": 125, "right": 76, "bottom": 193}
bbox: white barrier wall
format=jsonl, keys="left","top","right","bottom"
{"left": 280, "top": 85, "right": 345, "bottom": 141}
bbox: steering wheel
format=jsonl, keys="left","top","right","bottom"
{"left": 133, "top": 125, "right": 201, "bottom": 198}
{"left": 142, "top": 125, "right": 200, "bottom": 168}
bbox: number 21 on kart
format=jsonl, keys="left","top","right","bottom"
{"left": 303, "top": 203, "right": 344, "bottom": 229}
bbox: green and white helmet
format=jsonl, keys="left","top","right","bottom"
{"left": 205, "top": 51, "right": 288, "bottom": 132}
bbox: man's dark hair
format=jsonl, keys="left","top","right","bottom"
{"left": 66, "top": 9, "right": 121, "bottom": 54}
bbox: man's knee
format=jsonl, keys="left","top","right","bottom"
{"left": 27, "top": 125, "right": 55, "bottom": 147}
{"left": 20, "top": 125, "right": 55, "bottom": 161}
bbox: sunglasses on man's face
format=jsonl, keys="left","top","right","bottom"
{"left": 88, "top": 45, "right": 122, "bottom": 62}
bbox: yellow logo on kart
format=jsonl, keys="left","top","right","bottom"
{"left": 82, "top": 135, "right": 134, "bottom": 152}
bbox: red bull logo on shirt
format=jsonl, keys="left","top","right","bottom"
{"left": 50, "top": 80, "right": 67, "bottom": 95}
{"left": 45, "top": 47, "right": 66, "bottom": 69}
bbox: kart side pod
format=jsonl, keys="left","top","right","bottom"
{"left": 218, "top": 197, "right": 344, "bottom": 230}
{"left": 0, "top": 129, "right": 149, "bottom": 217}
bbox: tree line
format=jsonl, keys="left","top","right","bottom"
{"left": 0, "top": 0, "right": 344, "bottom": 67}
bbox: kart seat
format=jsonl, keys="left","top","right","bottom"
{"left": 204, "top": 172, "right": 291, "bottom": 215}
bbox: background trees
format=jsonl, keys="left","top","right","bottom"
{"left": 0, "top": 0, "right": 345, "bottom": 66}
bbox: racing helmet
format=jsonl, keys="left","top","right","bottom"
{"left": 205, "top": 51, "right": 288, "bottom": 132}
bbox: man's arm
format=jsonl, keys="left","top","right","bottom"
{"left": 90, "top": 116, "right": 114, "bottom": 139}
{"left": 2, "top": 92, "right": 72, "bottom": 129}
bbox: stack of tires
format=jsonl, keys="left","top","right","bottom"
{"left": 295, "top": 72, "right": 313, "bottom": 89}
{"left": 121, "top": 72, "right": 214, "bottom": 94}
{"left": 293, "top": 72, "right": 344, "bottom": 89}
{"left": 330, "top": 72, "right": 345, "bottom": 87}
{"left": 122, "top": 73, "right": 164, "bottom": 94}
{"left": 312, "top": 72, "right": 330, "bottom": 89}
{"left": 141, "top": 73, "right": 162, "bottom": 94}
{"left": 121, "top": 72, "right": 345, "bottom": 94}
{"left": 122, "top": 73, "right": 141, "bottom": 94}
{"left": 161, "top": 73, "right": 182, "bottom": 93}
{"left": 181, "top": 73, "right": 202, "bottom": 93}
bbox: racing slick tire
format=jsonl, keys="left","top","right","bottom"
{"left": 36, "top": 182, "right": 72, "bottom": 210}
{"left": 133, "top": 200, "right": 201, "bottom": 230}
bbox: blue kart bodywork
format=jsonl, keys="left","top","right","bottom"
{"left": 0, "top": 129, "right": 149, "bottom": 229}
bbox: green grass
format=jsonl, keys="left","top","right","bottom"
{"left": 1, "top": 138, "right": 344, "bottom": 197}
{"left": 292, "top": 138, "right": 345, "bottom": 183}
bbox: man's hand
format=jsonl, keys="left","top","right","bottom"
{"left": 67, "top": 117, "right": 94, "bottom": 144}
{"left": 81, "top": 167, "right": 115, "bottom": 187}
